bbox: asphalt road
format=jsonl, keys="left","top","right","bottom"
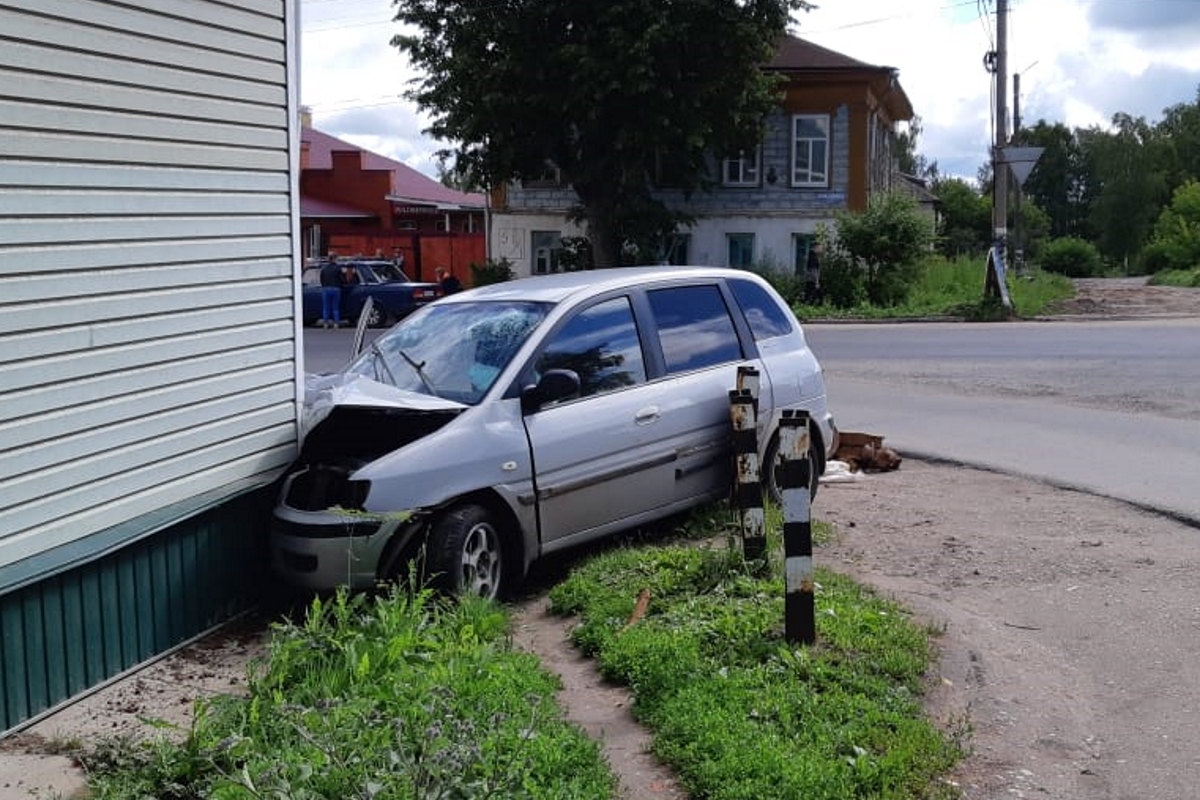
{"left": 805, "top": 318, "right": 1200, "bottom": 525}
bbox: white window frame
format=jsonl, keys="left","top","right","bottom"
{"left": 791, "top": 114, "right": 830, "bottom": 187}
{"left": 722, "top": 149, "right": 760, "bottom": 186}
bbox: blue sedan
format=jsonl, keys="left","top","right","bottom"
{"left": 302, "top": 260, "right": 442, "bottom": 327}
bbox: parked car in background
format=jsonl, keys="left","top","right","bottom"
{"left": 301, "top": 259, "right": 441, "bottom": 327}
{"left": 273, "top": 266, "right": 837, "bottom": 600}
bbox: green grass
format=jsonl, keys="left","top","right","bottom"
{"left": 79, "top": 507, "right": 961, "bottom": 800}
{"left": 1150, "top": 267, "right": 1200, "bottom": 287}
{"left": 789, "top": 256, "right": 1073, "bottom": 320}
{"left": 548, "top": 507, "right": 964, "bottom": 800}
{"left": 81, "top": 586, "right": 616, "bottom": 799}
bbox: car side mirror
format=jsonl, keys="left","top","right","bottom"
{"left": 521, "top": 369, "right": 581, "bottom": 414}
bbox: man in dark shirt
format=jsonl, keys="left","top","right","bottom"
{"left": 319, "top": 255, "right": 345, "bottom": 328}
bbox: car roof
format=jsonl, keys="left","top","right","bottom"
{"left": 443, "top": 266, "right": 757, "bottom": 305}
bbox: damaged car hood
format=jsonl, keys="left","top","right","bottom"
{"left": 300, "top": 373, "right": 467, "bottom": 464}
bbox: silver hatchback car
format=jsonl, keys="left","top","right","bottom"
{"left": 272, "top": 267, "right": 836, "bottom": 599}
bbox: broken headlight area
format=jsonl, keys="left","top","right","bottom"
{"left": 283, "top": 462, "right": 371, "bottom": 512}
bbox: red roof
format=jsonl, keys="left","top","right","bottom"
{"left": 300, "top": 195, "right": 375, "bottom": 218}
{"left": 301, "top": 126, "right": 486, "bottom": 209}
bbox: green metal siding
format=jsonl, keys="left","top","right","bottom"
{"left": 0, "top": 487, "right": 272, "bottom": 733}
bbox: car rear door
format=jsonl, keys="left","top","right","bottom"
{"left": 640, "top": 282, "right": 771, "bottom": 505}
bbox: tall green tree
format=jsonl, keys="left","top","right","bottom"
{"left": 896, "top": 115, "right": 938, "bottom": 180}
{"left": 1079, "top": 114, "right": 1170, "bottom": 269}
{"left": 1019, "top": 120, "right": 1088, "bottom": 239}
{"left": 391, "top": 0, "right": 813, "bottom": 267}
{"left": 1156, "top": 86, "right": 1200, "bottom": 190}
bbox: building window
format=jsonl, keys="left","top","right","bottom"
{"left": 531, "top": 230, "right": 561, "bottom": 274}
{"left": 791, "top": 114, "right": 830, "bottom": 187}
{"left": 792, "top": 233, "right": 816, "bottom": 277}
{"left": 726, "top": 233, "right": 754, "bottom": 268}
{"left": 722, "top": 150, "right": 760, "bottom": 186}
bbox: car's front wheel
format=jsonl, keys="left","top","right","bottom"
{"left": 427, "top": 504, "right": 504, "bottom": 600}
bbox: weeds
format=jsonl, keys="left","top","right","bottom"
{"left": 81, "top": 506, "right": 959, "bottom": 800}
{"left": 785, "top": 255, "right": 1073, "bottom": 320}
{"left": 82, "top": 586, "right": 614, "bottom": 799}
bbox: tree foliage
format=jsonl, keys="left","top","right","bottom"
{"left": 1144, "top": 180, "right": 1200, "bottom": 272}
{"left": 832, "top": 193, "right": 934, "bottom": 306}
{"left": 391, "top": 0, "right": 813, "bottom": 267}
{"left": 1079, "top": 113, "right": 1170, "bottom": 268}
{"left": 932, "top": 177, "right": 990, "bottom": 257}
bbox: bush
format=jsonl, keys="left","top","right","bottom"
{"left": 1038, "top": 237, "right": 1103, "bottom": 278}
{"left": 469, "top": 257, "right": 516, "bottom": 285}
{"left": 1138, "top": 241, "right": 1175, "bottom": 275}
{"left": 818, "top": 249, "right": 868, "bottom": 309}
{"left": 833, "top": 193, "right": 934, "bottom": 307}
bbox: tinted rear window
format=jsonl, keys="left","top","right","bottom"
{"left": 648, "top": 285, "right": 743, "bottom": 372}
{"left": 729, "top": 278, "right": 794, "bottom": 339}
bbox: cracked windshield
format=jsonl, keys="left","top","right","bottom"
{"left": 344, "top": 301, "right": 550, "bottom": 404}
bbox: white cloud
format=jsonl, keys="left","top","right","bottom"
{"left": 299, "top": 0, "right": 1200, "bottom": 182}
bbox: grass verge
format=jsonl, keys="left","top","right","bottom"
{"left": 548, "top": 508, "right": 964, "bottom": 799}
{"left": 79, "top": 508, "right": 963, "bottom": 799}
{"left": 789, "top": 256, "right": 1073, "bottom": 320}
{"left": 1150, "top": 267, "right": 1200, "bottom": 287}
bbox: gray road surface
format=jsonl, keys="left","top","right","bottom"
{"left": 806, "top": 319, "right": 1200, "bottom": 525}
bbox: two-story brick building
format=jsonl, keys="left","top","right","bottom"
{"left": 300, "top": 121, "right": 486, "bottom": 283}
{"left": 488, "top": 35, "right": 915, "bottom": 277}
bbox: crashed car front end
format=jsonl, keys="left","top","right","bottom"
{"left": 271, "top": 376, "right": 466, "bottom": 590}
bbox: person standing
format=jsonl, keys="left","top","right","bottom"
{"left": 435, "top": 266, "right": 462, "bottom": 295}
{"left": 319, "top": 255, "right": 345, "bottom": 328}
{"left": 804, "top": 242, "right": 823, "bottom": 304}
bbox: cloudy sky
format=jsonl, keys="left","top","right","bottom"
{"left": 299, "top": 0, "right": 1200, "bottom": 183}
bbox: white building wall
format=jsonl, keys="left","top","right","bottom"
{"left": 0, "top": 0, "right": 301, "bottom": 583}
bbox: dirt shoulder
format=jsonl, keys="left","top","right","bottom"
{"left": 817, "top": 460, "right": 1200, "bottom": 800}
{"left": 1041, "top": 276, "right": 1200, "bottom": 319}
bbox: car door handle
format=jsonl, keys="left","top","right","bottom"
{"left": 635, "top": 406, "right": 660, "bottom": 425}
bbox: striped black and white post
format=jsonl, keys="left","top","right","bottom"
{"left": 778, "top": 409, "right": 815, "bottom": 644}
{"left": 729, "top": 366, "right": 765, "bottom": 563}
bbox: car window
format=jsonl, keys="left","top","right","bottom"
{"left": 728, "top": 278, "right": 794, "bottom": 339}
{"left": 647, "top": 285, "right": 743, "bottom": 372}
{"left": 535, "top": 297, "right": 646, "bottom": 398}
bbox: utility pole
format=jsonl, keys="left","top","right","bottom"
{"left": 983, "top": 0, "right": 1011, "bottom": 308}
{"left": 1013, "top": 69, "right": 1023, "bottom": 273}
{"left": 992, "top": 0, "right": 1008, "bottom": 257}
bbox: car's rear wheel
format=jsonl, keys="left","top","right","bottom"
{"left": 763, "top": 430, "right": 821, "bottom": 506}
{"left": 427, "top": 504, "right": 504, "bottom": 600}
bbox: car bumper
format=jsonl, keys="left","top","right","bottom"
{"left": 270, "top": 506, "right": 406, "bottom": 591}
